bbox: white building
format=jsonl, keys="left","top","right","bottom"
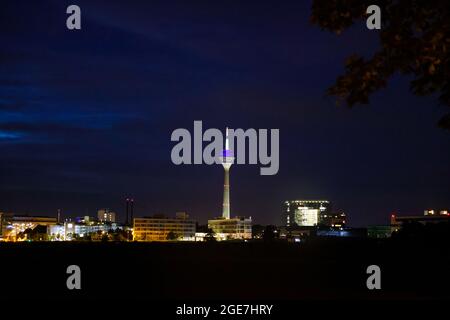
{"left": 48, "top": 224, "right": 65, "bottom": 241}
{"left": 208, "top": 216, "right": 252, "bottom": 240}
{"left": 64, "top": 217, "right": 120, "bottom": 240}
{"left": 283, "top": 200, "right": 331, "bottom": 227}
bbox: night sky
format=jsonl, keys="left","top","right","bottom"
{"left": 1, "top": 0, "right": 449, "bottom": 227}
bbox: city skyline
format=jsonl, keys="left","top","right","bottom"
{"left": 1, "top": 0, "right": 449, "bottom": 227}
{"left": 1, "top": 1, "right": 450, "bottom": 306}
{"left": 2, "top": 197, "right": 448, "bottom": 228}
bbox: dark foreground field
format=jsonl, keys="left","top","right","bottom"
{"left": 0, "top": 237, "right": 449, "bottom": 301}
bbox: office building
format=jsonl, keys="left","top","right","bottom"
{"left": 98, "top": 208, "right": 116, "bottom": 223}
{"left": 133, "top": 212, "right": 196, "bottom": 241}
{"left": 282, "top": 200, "right": 331, "bottom": 227}
{"left": 424, "top": 209, "right": 449, "bottom": 216}
{"left": 64, "top": 216, "right": 121, "bottom": 240}
{"left": 320, "top": 212, "right": 346, "bottom": 228}
{"left": 207, "top": 216, "right": 252, "bottom": 240}
{"left": 278, "top": 226, "right": 315, "bottom": 242}
{"left": 316, "top": 228, "right": 367, "bottom": 238}
{"left": 391, "top": 209, "right": 450, "bottom": 227}
{"left": 48, "top": 224, "right": 65, "bottom": 241}
{"left": 0, "top": 213, "right": 57, "bottom": 241}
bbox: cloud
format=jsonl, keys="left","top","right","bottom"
{"left": 0, "top": 101, "right": 26, "bottom": 111}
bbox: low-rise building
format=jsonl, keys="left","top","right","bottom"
{"left": 391, "top": 210, "right": 450, "bottom": 227}
{"left": 207, "top": 216, "right": 252, "bottom": 240}
{"left": 319, "top": 212, "right": 346, "bottom": 228}
{"left": 48, "top": 224, "right": 65, "bottom": 241}
{"left": 367, "top": 225, "right": 398, "bottom": 238}
{"left": 278, "top": 226, "right": 315, "bottom": 242}
{"left": 64, "top": 216, "right": 121, "bottom": 240}
{"left": 0, "top": 213, "right": 57, "bottom": 241}
{"left": 133, "top": 212, "right": 196, "bottom": 241}
{"left": 316, "top": 227, "right": 367, "bottom": 238}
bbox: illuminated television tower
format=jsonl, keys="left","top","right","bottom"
{"left": 221, "top": 128, "right": 234, "bottom": 219}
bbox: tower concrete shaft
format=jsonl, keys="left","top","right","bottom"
{"left": 222, "top": 167, "right": 231, "bottom": 219}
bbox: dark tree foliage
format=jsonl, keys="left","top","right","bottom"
{"left": 204, "top": 228, "right": 216, "bottom": 242}
{"left": 166, "top": 231, "right": 179, "bottom": 241}
{"left": 263, "top": 225, "right": 278, "bottom": 242}
{"left": 311, "top": 0, "right": 450, "bottom": 130}
{"left": 392, "top": 221, "right": 450, "bottom": 245}
{"left": 251, "top": 224, "right": 265, "bottom": 239}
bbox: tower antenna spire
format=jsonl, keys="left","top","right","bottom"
{"left": 225, "top": 127, "right": 229, "bottom": 150}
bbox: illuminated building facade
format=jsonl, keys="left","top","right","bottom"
{"left": 133, "top": 212, "right": 196, "bottom": 241}
{"left": 48, "top": 224, "right": 65, "bottom": 241}
{"left": 391, "top": 209, "right": 450, "bottom": 227}
{"left": 282, "top": 200, "right": 331, "bottom": 227}
{"left": 0, "top": 213, "right": 124, "bottom": 241}
{"left": 320, "top": 212, "right": 346, "bottom": 228}
{"left": 97, "top": 208, "right": 116, "bottom": 223}
{"left": 278, "top": 226, "right": 314, "bottom": 242}
{"left": 0, "top": 213, "right": 57, "bottom": 241}
{"left": 207, "top": 216, "right": 252, "bottom": 240}
{"left": 64, "top": 216, "right": 120, "bottom": 240}
{"left": 424, "top": 209, "right": 449, "bottom": 216}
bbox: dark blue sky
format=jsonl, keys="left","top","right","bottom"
{"left": 1, "top": 0, "right": 449, "bottom": 226}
